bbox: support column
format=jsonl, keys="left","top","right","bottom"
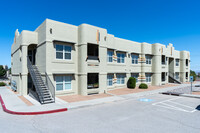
{"left": 180, "top": 51, "right": 187, "bottom": 82}
{"left": 152, "top": 43, "right": 161, "bottom": 86}
{"left": 99, "top": 73, "right": 107, "bottom": 93}
{"left": 99, "top": 46, "right": 107, "bottom": 93}
{"left": 21, "top": 45, "right": 28, "bottom": 95}
{"left": 77, "top": 44, "right": 88, "bottom": 95}
{"left": 139, "top": 43, "right": 146, "bottom": 83}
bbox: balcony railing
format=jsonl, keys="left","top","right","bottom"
{"left": 87, "top": 83, "right": 99, "bottom": 89}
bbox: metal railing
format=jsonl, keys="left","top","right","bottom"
{"left": 45, "top": 72, "right": 55, "bottom": 102}
{"left": 27, "top": 56, "right": 43, "bottom": 103}
{"left": 169, "top": 71, "right": 181, "bottom": 84}
{"left": 169, "top": 72, "right": 174, "bottom": 78}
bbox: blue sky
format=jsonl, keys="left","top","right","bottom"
{"left": 0, "top": 0, "right": 199, "bottom": 71}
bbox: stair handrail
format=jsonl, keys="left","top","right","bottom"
{"left": 168, "top": 71, "right": 181, "bottom": 84}
{"left": 45, "top": 72, "right": 55, "bottom": 102}
{"left": 27, "top": 56, "right": 43, "bottom": 103}
{"left": 169, "top": 72, "right": 174, "bottom": 78}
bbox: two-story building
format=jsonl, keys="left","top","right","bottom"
{"left": 11, "top": 19, "right": 190, "bottom": 104}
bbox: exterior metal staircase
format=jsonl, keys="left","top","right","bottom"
{"left": 169, "top": 72, "right": 181, "bottom": 84}
{"left": 27, "top": 57, "right": 55, "bottom": 104}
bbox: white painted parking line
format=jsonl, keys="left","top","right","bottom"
{"left": 167, "top": 100, "right": 194, "bottom": 109}
{"left": 152, "top": 97, "right": 197, "bottom": 113}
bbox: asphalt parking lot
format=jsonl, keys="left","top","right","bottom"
{"left": 0, "top": 94, "right": 200, "bottom": 133}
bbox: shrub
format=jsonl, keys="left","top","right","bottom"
{"left": 139, "top": 83, "right": 148, "bottom": 89}
{"left": 127, "top": 77, "right": 136, "bottom": 89}
{"left": 0, "top": 65, "right": 6, "bottom": 77}
{"left": 190, "top": 70, "right": 196, "bottom": 81}
{"left": 0, "top": 82, "right": 6, "bottom": 86}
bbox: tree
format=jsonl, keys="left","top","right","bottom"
{"left": 8, "top": 68, "right": 11, "bottom": 74}
{"left": 190, "top": 70, "right": 196, "bottom": 81}
{"left": 0, "top": 65, "right": 6, "bottom": 77}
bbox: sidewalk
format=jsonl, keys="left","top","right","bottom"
{"left": 0, "top": 86, "right": 67, "bottom": 115}
{"left": 0, "top": 83, "right": 197, "bottom": 115}
{"left": 66, "top": 83, "right": 193, "bottom": 109}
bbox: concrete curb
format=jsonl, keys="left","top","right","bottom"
{"left": 160, "top": 92, "right": 200, "bottom": 99}
{"left": 0, "top": 95, "right": 68, "bottom": 115}
{"left": 179, "top": 94, "right": 200, "bottom": 99}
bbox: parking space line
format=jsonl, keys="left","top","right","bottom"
{"left": 152, "top": 97, "right": 181, "bottom": 105}
{"left": 152, "top": 97, "right": 197, "bottom": 113}
{"left": 167, "top": 100, "right": 194, "bottom": 109}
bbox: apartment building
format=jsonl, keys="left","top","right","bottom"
{"left": 11, "top": 19, "right": 190, "bottom": 104}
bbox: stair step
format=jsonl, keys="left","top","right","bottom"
{"left": 43, "top": 95, "right": 51, "bottom": 98}
{"left": 42, "top": 100, "right": 55, "bottom": 104}
{"left": 43, "top": 97, "right": 53, "bottom": 101}
{"left": 28, "top": 63, "right": 55, "bottom": 104}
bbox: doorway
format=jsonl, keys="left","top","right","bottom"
{"left": 28, "top": 44, "right": 37, "bottom": 65}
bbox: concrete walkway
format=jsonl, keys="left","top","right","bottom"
{"left": 0, "top": 82, "right": 199, "bottom": 114}
{"left": 0, "top": 87, "right": 67, "bottom": 114}
{"left": 66, "top": 83, "right": 197, "bottom": 109}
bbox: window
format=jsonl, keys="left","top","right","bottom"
{"left": 107, "top": 74, "right": 114, "bottom": 86}
{"left": 117, "top": 74, "right": 125, "bottom": 84}
{"left": 176, "top": 59, "right": 179, "bottom": 66}
{"left": 162, "top": 55, "right": 165, "bottom": 65}
{"left": 87, "top": 73, "right": 99, "bottom": 89}
{"left": 186, "top": 59, "right": 188, "bottom": 66}
{"left": 131, "top": 54, "right": 139, "bottom": 64}
{"left": 175, "top": 72, "right": 179, "bottom": 79}
{"left": 56, "top": 44, "right": 72, "bottom": 60}
{"left": 107, "top": 50, "right": 113, "bottom": 62}
{"left": 131, "top": 73, "right": 139, "bottom": 82}
{"left": 87, "top": 44, "right": 99, "bottom": 60}
{"left": 117, "top": 53, "right": 125, "bottom": 63}
{"left": 146, "top": 73, "right": 151, "bottom": 83}
{"left": 162, "top": 72, "right": 165, "bottom": 82}
{"left": 146, "top": 55, "right": 152, "bottom": 64}
{"left": 56, "top": 75, "right": 72, "bottom": 91}
{"left": 186, "top": 72, "right": 188, "bottom": 79}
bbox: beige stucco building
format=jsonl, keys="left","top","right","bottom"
{"left": 11, "top": 19, "right": 190, "bottom": 104}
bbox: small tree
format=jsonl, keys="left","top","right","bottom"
{"left": 127, "top": 77, "right": 136, "bottom": 89}
{"left": 0, "top": 65, "right": 6, "bottom": 77}
{"left": 190, "top": 70, "right": 196, "bottom": 81}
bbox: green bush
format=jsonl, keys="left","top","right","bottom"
{"left": 0, "top": 82, "right": 6, "bottom": 86}
{"left": 139, "top": 83, "right": 148, "bottom": 89}
{"left": 190, "top": 70, "right": 196, "bottom": 81}
{"left": 127, "top": 77, "right": 136, "bottom": 89}
{"left": 0, "top": 65, "right": 6, "bottom": 77}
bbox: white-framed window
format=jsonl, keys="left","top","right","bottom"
{"left": 146, "top": 73, "right": 151, "bottom": 83}
{"left": 131, "top": 73, "right": 139, "bottom": 82}
{"left": 55, "top": 75, "right": 72, "bottom": 91}
{"left": 117, "top": 74, "right": 125, "bottom": 84}
{"left": 146, "top": 55, "right": 152, "bottom": 64}
{"left": 117, "top": 53, "right": 125, "bottom": 63}
{"left": 132, "top": 54, "right": 139, "bottom": 64}
{"left": 175, "top": 72, "right": 179, "bottom": 79}
{"left": 56, "top": 44, "right": 72, "bottom": 60}
{"left": 107, "top": 74, "right": 114, "bottom": 86}
{"left": 176, "top": 59, "right": 179, "bottom": 66}
{"left": 107, "top": 50, "right": 113, "bottom": 62}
